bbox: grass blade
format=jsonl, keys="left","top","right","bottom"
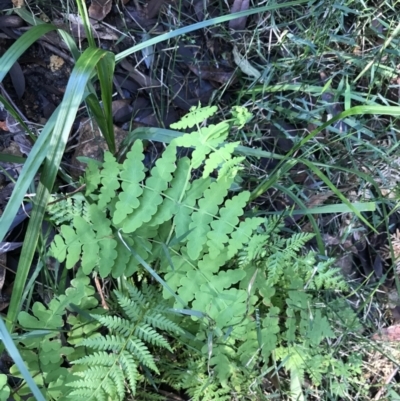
{"left": 0, "top": 317, "right": 46, "bottom": 401}
{"left": 0, "top": 24, "right": 59, "bottom": 82}
{"left": 115, "top": 0, "right": 310, "bottom": 62}
{"left": 5, "top": 47, "right": 114, "bottom": 334}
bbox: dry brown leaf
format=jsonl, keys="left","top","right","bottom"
{"left": 49, "top": 55, "right": 65, "bottom": 72}
{"left": 112, "top": 99, "right": 133, "bottom": 123}
{"left": 306, "top": 191, "right": 334, "bottom": 208}
{"left": 229, "top": 0, "right": 249, "bottom": 31}
{"left": 89, "top": 0, "right": 112, "bottom": 21}
{"left": 372, "top": 325, "right": 400, "bottom": 342}
{"left": 120, "top": 59, "right": 160, "bottom": 89}
{"left": 9, "top": 62, "right": 25, "bottom": 99}
{"left": 188, "top": 64, "right": 236, "bottom": 85}
{"left": 12, "top": 0, "right": 24, "bottom": 7}
{"left": 145, "top": 0, "right": 166, "bottom": 19}
{"left": 0, "top": 121, "right": 8, "bottom": 131}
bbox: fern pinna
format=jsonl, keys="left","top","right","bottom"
{"left": 47, "top": 105, "right": 362, "bottom": 399}
{"left": 68, "top": 284, "right": 182, "bottom": 401}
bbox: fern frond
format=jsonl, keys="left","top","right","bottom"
{"left": 144, "top": 312, "right": 184, "bottom": 334}
{"left": 207, "top": 191, "right": 250, "bottom": 259}
{"left": 113, "top": 293, "right": 141, "bottom": 322}
{"left": 98, "top": 152, "right": 121, "bottom": 209}
{"left": 149, "top": 157, "right": 191, "bottom": 227}
{"left": 170, "top": 104, "right": 218, "bottom": 129}
{"left": 81, "top": 334, "right": 125, "bottom": 352}
{"left": 173, "top": 122, "right": 230, "bottom": 168}
{"left": 126, "top": 338, "right": 159, "bottom": 372}
{"left": 113, "top": 140, "right": 146, "bottom": 225}
{"left": 203, "top": 141, "right": 240, "bottom": 178}
{"left": 134, "top": 324, "right": 172, "bottom": 350}
{"left": 92, "top": 315, "right": 133, "bottom": 336}
{"left": 50, "top": 204, "right": 117, "bottom": 276}
{"left": 173, "top": 176, "right": 211, "bottom": 238}
{"left": 47, "top": 194, "right": 89, "bottom": 225}
{"left": 121, "top": 143, "right": 177, "bottom": 233}
{"left": 85, "top": 159, "right": 102, "bottom": 195}
{"left": 228, "top": 217, "right": 265, "bottom": 259}
{"left": 187, "top": 177, "right": 233, "bottom": 260}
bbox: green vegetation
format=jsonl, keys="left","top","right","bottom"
{"left": 0, "top": 0, "right": 399, "bottom": 399}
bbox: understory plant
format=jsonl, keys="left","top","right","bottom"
{"left": 3, "top": 105, "right": 365, "bottom": 401}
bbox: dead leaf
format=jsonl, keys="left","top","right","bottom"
{"left": 0, "top": 121, "right": 8, "bottom": 131}
{"left": 112, "top": 99, "right": 133, "bottom": 123}
{"left": 229, "top": 0, "right": 249, "bottom": 31}
{"left": 9, "top": 62, "right": 25, "bottom": 99}
{"left": 188, "top": 64, "right": 236, "bottom": 85}
{"left": 233, "top": 46, "right": 261, "bottom": 79}
{"left": 55, "top": 14, "right": 118, "bottom": 40}
{"left": 49, "top": 55, "right": 65, "bottom": 72}
{"left": 89, "top": 0, "right": 112, "bottom": 21}
{"left": 372, "top": 325, "right": 400, "bottom": 342}
{"left": 12, "top": 0, "right": 24, "bottom": 7}
{"left": 306, "top": 191, "right": 334, "bottom": 208}
{"left": 145, "top": 0, "right": 166, "bottom": 19}
{"left": 120, "top": 59, "right": 160, "bottom": 89}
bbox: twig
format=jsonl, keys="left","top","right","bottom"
{"left": 373, "top": 366, "right": 399, "bottom": 400}
{"left": 94, "top": 274, "right": 109, "bottom": 310}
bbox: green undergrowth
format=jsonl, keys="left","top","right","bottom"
{"left": 1, "top": 0, "right": 400, "bottom": 399}
{"left": 1, "top": 105, "right": 368, "bottom": 401}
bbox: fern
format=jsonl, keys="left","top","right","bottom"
{"left": 67, "top": 283, "right": 182, "bottom": 401}
{"left": 170, "top": 104, "right": 218, "bottom": 129}
{"left": 112, "top": 139, "right": 145, "bottom": 225}
{"left": 47, "top": 193, "right": 88, "bottom": 225}
{"left": 44, "top": 105, "right": 363, "bottom": 399}
{"left": 50, "top": 203, "right": 117, "bottom": 276}
{"left": 10, "top": 270, "right": 98, "bottom": 399}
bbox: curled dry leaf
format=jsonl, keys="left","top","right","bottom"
{"left": 229, "top": 0, "right": 249, "bottom": 31}
{"left": 233, "top": 46, "right": 261, "bottom": 79}
{"left": 89, "top": 0, "right": 112, "bottom": 21}
{"left": 120, "top": 59, "right": 160, "bottom": 89}
{"left": 112, "top": 99, "right": 133, "bottom": 123}
{"left": 9, "top": 62, "right": 25, "bottom": 99}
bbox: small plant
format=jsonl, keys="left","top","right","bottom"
{"left": 34, "top": 105, "right": 364, "bottom": 399}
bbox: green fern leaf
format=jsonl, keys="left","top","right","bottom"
{"left": 134, "top": 324, "right": 172, "bottom": 350}
{"left": 47, "top": 194, "right": 89, "bottom": 225}
{"left": 228, "top": 217, "right": 265, "bottom": 259}
{"left": 202, "top": 141, "right": 240, "bottom": 178}
{"left": 127, "top": 338, "right": 159, "bottom": 372}
{"left": 113, "top": 140, "right": 146, "bottom": 225}
{"left": 85, "top": 159, "right": 102, "bottom": 195}
{"left": 187, "top": 177, "right": 233, "bottom": 260}
{"left": 173, "top": 176, "right": 211, "bottom": 238}
{"left": 88, "top": 204, "right": 117, "bottom": 277}
{"left": 170, "top": 104, "right": 218, "bottom": 129}
{"left": 98, "top": 152, "right": 121, "bottom": 209}
{"left": 121, "top": 143, "right": 177, "bottom": 233}
{"left": 119, "top": 353, "right": 138, "bottom": 394}
{"left": 51, "top": 204, "right": 118, "bottom": 276}
{"left": 207, "top": 191, "right": 250, "bottom": 259}
{"left": 149, "top": 157, "right": 191, "bottom": 227}
{"left": 173, "top": 122, "right": 230, "bottom": 168}
{"left": 144, "top": 312, "right": 184, "bottom": 334}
